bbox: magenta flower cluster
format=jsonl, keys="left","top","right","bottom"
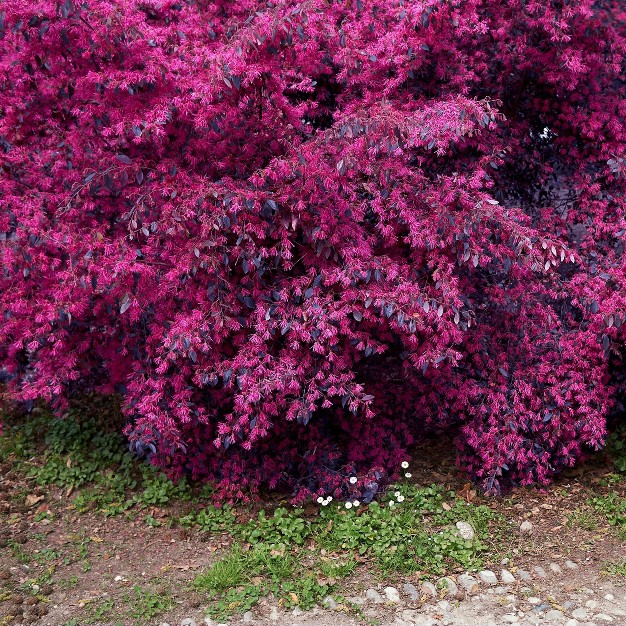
{"left": 1, "top": 0, "right": 625, "bottom": 501}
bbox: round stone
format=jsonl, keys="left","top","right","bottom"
{"left": 545, "top": 609, "right": 564, "bottom": 620}
{"left": 366, "top": 588, "right": 384, "bottom": 603}
{"left": 458, "top": 574, "right": 479, "bottom": 592}
{"left": 520, "top": 521, "right": 533, "bottom": 533}
{"left": 456, "top": 521, "right": 475, "bottom": 541}
{"left": 478, "top": 570, "right": 498, "bottom": 585}
{"left": 439, "top": 577, "right": 459, "bottom": 598}
{"left": 420, "top": 581, "right": 437, "bottom": 598}
{"left": 384, "top": 587, "right": 400, "bottom": 603}
{"left": 402, "top": 583, "right": 419, "bottom": 602}
{"left": 501, "top": 569, "right": 516, "bottom": 584}
{"left": 572, "top": 609, "right": 589, "bottom": 620}
{"left": 323, "top": 595, "right": 338, "bottom": 609}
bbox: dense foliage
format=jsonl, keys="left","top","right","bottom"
{"left": 1, "top": 0, "right": 625, "bottom": 501}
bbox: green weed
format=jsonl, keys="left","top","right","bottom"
{"left": 602, "top": 558, "right": 626, "bottom": 578}
{"left": 126, "top": 585, "right": 173, "bottom": 621}
{"left": 566, "top": 509, "right": 599, "bottom": 531}
{"left": 178, "top": 504, "right": 237, "bottom": 533}
{"left": 590, "top": 492, "right": 626, "bottom": 526}
{"left": 239, "top": 507, "right": 310, "bottom": 548}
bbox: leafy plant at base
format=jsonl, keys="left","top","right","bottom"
{"left": 590, "top": 492, "right": 626, "bottom": 527}
{"left": 125, "top": 585, "right": 173, "bottom": 622}
{"left": 1, "top": 0, "right": 626, "bottom": 500}
{"left": 239, "top": 507, "right": 311, "bottom": 548}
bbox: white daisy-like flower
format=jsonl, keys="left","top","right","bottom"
{"left": 345, "top": 502, "right": 353, "bottom": 509}
{"left": 353, "top": 500, "right": 360, "bottom": 507}
{"left": 394, "top": 491, "right": 401, "bottom": 498}
{"left": 388, "top": 499, "right": 395, "bottom": 506}
{"left": 349, "top": 476, "right": 357, "bottom": 484}
{"left": 328, "top": 496, "right": 333, "bottom": 502}
{"left": 397, "top": 495, "right": 405, "bottom": 502}
{"left": 401, "top": 461, "right": 409, "bottom": 469}
{"left": 322, "top": 499, "right": 329, "bottom": 506}
{"left": 317, "top": 496, "right": 324, "bottom": 504}
{"left": 405, "top": 472, "right": 412, "bottom": 478}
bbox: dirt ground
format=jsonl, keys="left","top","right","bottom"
{"left": 1, "top": 438, "right": 626, "bottom": 626}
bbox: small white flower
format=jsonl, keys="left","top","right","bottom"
{"left": 345, "top": 502, "right": 353, "bottom": 509}
{"left": 317, "top": 496, "right": 324, "bottom": 504}
{"left": 397, "top": 495, "right": 405, "bottom": 502}
{"left": 322, "top": 499, "right": 329, "bottom": 506}
{"left": 388, "top": 499, "right": 395, "bottom": 506}
{"left": 401, "top": 461, "right": 409, "bottom": 469}
{"left": 353, "top": 500, "right": 360, "bottom": 507}
{"left": 328, "top": 496, "right": 333, "bottom": 502}
{"left": 394, "top": 491, "right": 401, "bottom": 498}
{"left": 405, "top": 472, "right": 412, "bottom": 478}
{"left": 349, "top": 476, "right": 357, "bottom": 484}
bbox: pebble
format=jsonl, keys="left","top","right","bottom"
{"left": 243, "top": 611, "right": 253, "bottom": 623}
{"left": 573, "top": 609, "right": 590, "bottom": 620}
{"left": 528, "top": 597, "right": 541, "bottom": 605}
{"left": 502, "top": 614, "right": 519, "bottom": 623}
{"left": 437, "top": 600, "right": 452, "bottom": 612}
{"left": 610, "top": 608, "right": 626, "bottom": 617}
{"left": 458, "top": 574, "right": 479, "bottom": 592}
{"left": 180, "top": 620, "right": 197, "bottom": 626}
{"left": 456, "top": 521, "right": 475, "bottom": 541}
{"left": 604, "top": 594, "right": 615, "bottom": 602}
{"left": 593, "top": 615, "right": 614, "bottom": 622}
{"left": 420, "top": 581, "right": 437, "bottom": 598}
{"left": 479, "top": 570, "right": 498, "bottom": 585}
{"left": 586, "top": 601, "right": 599, "bottom": 610}
{"left": 384, "top": 587, "right": 400, "bottom": 603}
{"left": 402, "top": 583, "right": 419, "bottom": 602}
{"left": 550, "top": 562, "right": 563, "bottom": 574}
{"left": 545, "top": 609, "right": 564, "bottom": 620}
{"left": 565, "top": 620, "right": 579, "bottom": 626}
{"left": 347, "top": 596, "right": 365, "bottom": 605}
{"left": 323, "top": 596, "right": 338, "bottom": 610}
{"left": 269, "top": 606, "right": 279, "bottom": 621}
{"left": 493, "top": 586, "right": 508, "bottom": 595}
{"left": 366, "top": 588, "right": 384, "bottom": 603}
{"left": 533, "top": 566, "right": 547, "bottom": 578}
{"left": 439, "top": 577, "right": 459, "bottom": 598}
{"left": 501, "top": 569, "right": 516, "bottom": 584}
{"left": 566, "top": 560, "right": 579, "bottom": 569}
{"left": 518, "top": 569, "right": 532, "bottom": 581}
{"left": 520, "top": 521, "right": 534, "bottom": 533}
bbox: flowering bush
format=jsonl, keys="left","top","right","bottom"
{"left": 1, "top": 0, "right": 625, "bottom": 500}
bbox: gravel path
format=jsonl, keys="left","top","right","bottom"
{"left": 165, "top": 559, "right": 626, "bottom": 626}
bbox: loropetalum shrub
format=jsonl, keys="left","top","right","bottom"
{"left": 1, "top": 0, "right": 625, "bottom": 501}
